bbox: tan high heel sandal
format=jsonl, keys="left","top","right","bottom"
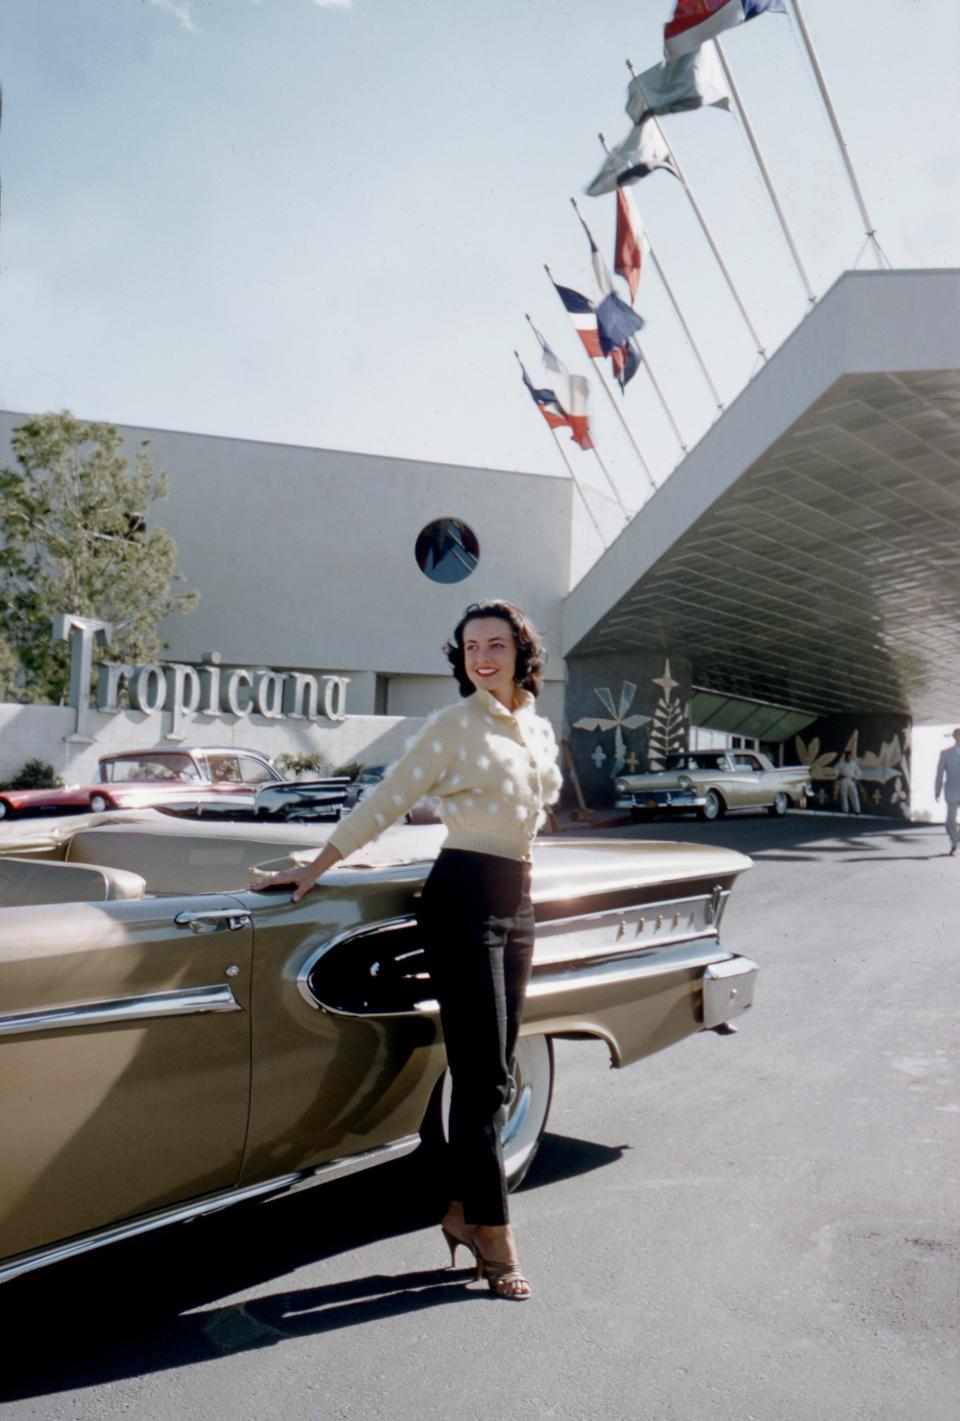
{"left": 473, "top": 1239, "right": 531, "bottom": 1300}
{"left": 441, "top": 1222, "right": 477, "bottom": 1269}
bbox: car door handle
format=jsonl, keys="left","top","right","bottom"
{"left": 174, "top": 910, "right": 252, "bottom": 934}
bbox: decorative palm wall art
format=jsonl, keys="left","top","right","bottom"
{"left": 571, "top": 659, "right": 689, "bottom": 779}
{"left": 565, "top": 652, "right": 692, "bottom": 805}
{"left": 794, "top": 723, "right": 910, "bottom": 816}
{"left": 794, "top": 735, "right": 837, "bottom": 781}
{"left": 573, "top": 681, "right": 650, "bottom": 778}
{"left": 647, "top": 660, "right": 686, "bottom": 770}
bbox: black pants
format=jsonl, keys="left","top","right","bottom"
{"left": 417, "top": 848, "right": 536, "bottom": 1226}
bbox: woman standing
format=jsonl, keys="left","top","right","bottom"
{"left": 251, "top": 600, "right": 561, "bottom": 1299}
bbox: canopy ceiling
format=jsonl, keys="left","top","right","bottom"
{"left": 564, "top": 272, "right": 960, "bottom": 724}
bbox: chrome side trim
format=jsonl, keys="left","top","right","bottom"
{"left": 525, "top": 941, "right": 730, "bottom": 998}
{"left": 409, "top": 942, "right": 730, "bottom": 1016}
{"left": 0, "top": 984, "right": 241, "bottom": 1039}
{"left": 276, "top": 1134, "right": 420, "bottom": 1198}
{"left": 0, "top": 1135, "right": 421, "bottom": 1285}
{"left": 297, "top": 894, "right": 733, "bottom": 1017}
{"left": 535, "top": 889, "right": 725, "bottom": 935}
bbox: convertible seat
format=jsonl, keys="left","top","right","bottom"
{"left": 0, "top": 856, "right": 147, "bottom": 907}
{"left": 64, "top": 825, "right": 294, "bottom": 895}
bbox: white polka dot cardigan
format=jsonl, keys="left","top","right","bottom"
{"left": 327, "top": 687, "right": 563, "bottom": 864}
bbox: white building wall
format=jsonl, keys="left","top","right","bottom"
{"left": 0, "top": 413, "right": 573, "bottom": 686}
{"left": 0, "top": 414, "right": 575, "bottom": 763}
{"left": 383, "top": 673, "right": 564, "bottom": 726}
{"left": 909, "top": 724, "right": 953, "bottom": 825}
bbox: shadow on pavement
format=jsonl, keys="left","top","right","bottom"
{"left": 0, "top": 1131, "right": 623, "bottom": 1399}
{"left": 587, "top": 813, "right": 944, "bottom": 863}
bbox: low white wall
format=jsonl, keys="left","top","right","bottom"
{"left": 0, "top": 696, "right": 566, "bottom": 785}
{"left": 0, "top": 703, "right": 428, "bottom": 784}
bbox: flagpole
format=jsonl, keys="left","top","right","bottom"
{"left": 598, "top": 135, "right": 726, "bottom": 413}
{"left": 588, "top": 443, "right": 630, "bottom": 526}
{"left": 713, "top": 38, "right": 817, "bottom": 306}
{"left": 649, "top": 243, "right": 725, "bottom": 410}
{"left": 557, "top": 433, "right": 610, "bottom": 547}
{"left": 592, "top": 356, "right": 658, "bottom": 497}
{"left": 632, "top": 339, "right": 687, "bottom": 454}
{"left": 514, "top": 349, "right": 608, "bottom": 548}
{"left": 626, "top": 61, "right": 768, "bottom": 362}
{"left": 529, "top": 300, "right": 646, "bottom": 508}
{"left": 787, "top": 0, "right": 888, "bottom": 270}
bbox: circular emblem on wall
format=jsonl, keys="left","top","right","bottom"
{"left": 415, "top": 518, "right": 480, "bottom": 584}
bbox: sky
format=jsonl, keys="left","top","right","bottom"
{"left": 3, "top": 0, "right": 959, "bottom": 534}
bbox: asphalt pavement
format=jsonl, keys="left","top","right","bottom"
{"left": 1, "top": 814, "right": 956, "bottom": 1421}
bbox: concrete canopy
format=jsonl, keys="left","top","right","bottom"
{"left": 562, "top": 271, "right": 960, "bottom": 725}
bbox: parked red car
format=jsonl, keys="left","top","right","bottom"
{"left": 0, "top": 748, "right": 346, "bottom": 822}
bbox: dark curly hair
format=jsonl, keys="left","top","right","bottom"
{"left": 444, "top": 600, "right": 547, "bottom": 699}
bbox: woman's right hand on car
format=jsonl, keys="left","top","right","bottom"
{"left": 248, "top": 867, "right": 317, "bottom": 902}
{"left": 248, "top": 843, "right": 343, "bottom": 901}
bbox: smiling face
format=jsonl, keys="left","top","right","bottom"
{"left": 462, "top": 617, "right": 518, "bottom": 708}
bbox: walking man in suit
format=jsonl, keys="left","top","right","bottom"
{"left": 934, "top": 728, "right": 960, "bottom": 856}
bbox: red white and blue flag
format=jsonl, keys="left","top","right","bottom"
{"left": 551, "top": 281, "right": 603, "bottom": 358}
{"left": 522, "top": 365, "right": 566, "bottom": 430}
{"left": 579, "top": 215, "right": 645, "bottom": 390}
{"left": 591, "top": 247, "right": 645, "bottom": 358}
{"left": 538, "top": 339, "right": 593, "bottom": 449}
{"left": 520, "top": 358, "right": 592, "bottom": 450}
{"left": 550, "top": 261, "right": 642, "bottom": 392}
{"left": 664, "top": 0, "right": 785, "bottom": 61}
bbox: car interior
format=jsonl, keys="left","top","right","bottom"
{"left": 0, "top": 819, "right": 324, "bottom": 904}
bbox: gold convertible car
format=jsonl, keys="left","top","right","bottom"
{"left": 0, "top": 811, "right": 757, "bottom": 1285}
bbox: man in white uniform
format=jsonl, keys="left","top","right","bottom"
{"left": 835, "top": 749, "right": 862, "bottom": 814}
{"left": 934, "top": 728, "right": 960, "bottom": 856}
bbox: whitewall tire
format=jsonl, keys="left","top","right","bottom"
{"left": 424, "top": 1034, "right": 555, "bottom": 1192}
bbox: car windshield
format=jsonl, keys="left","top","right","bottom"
{"left": 236, "top": 754, "right": 279, "bottom": 784}
{"left": 661, "top": 754, "right": 727, "bottom": 772}
{"left": 101, "top": 754, "right": 201, "bottom": 783}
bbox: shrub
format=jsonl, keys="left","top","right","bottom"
{"left": 274, "top": 751, "right": 333, "bottom": 780}
{"left": 0, "top": 757, "right": 64, "bottom": 791}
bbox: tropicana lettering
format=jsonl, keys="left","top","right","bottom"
{"left": 54, "top": 614, "right": 349, "bottom": 743}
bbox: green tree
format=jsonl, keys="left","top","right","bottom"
{"left": 0, "top": 633, "right": 21, "bottom": 702}
{"left": 0, "top": 411, "right": 198, "bottom": 703}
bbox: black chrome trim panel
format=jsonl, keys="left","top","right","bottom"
{"left": 0, "top": 1135, "right": 421, "bottom": 1285}
{"left": 0, "top": 984, "right": 242, "bottom": 1039}
{"left": 296, "top": 915, "right": 414, "bottom": 1013}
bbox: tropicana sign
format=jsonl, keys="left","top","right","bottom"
{"left": 54, "top": 614, "right": 350, "bottom": 743}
